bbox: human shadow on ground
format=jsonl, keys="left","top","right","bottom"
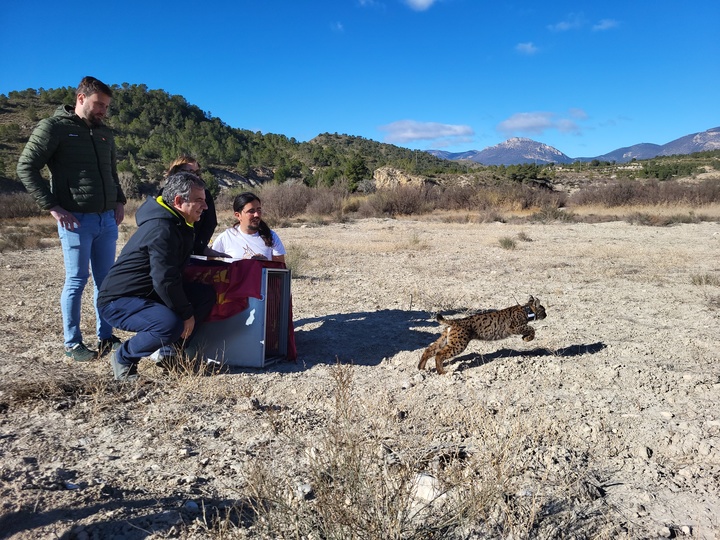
{"left": 0, "top": 484, "right": 255, "bottom": 540}
{"left": 286, "top": 309, "right": 438, "bottom": 368}
{"left": 449, "top": 341, "right": 607, "bottom": 373}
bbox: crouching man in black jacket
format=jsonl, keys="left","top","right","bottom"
{"left": 98, "top": 172, "right": 216, "bottom": 381}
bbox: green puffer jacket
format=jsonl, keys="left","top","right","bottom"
{"left": 16, "top": 105, "right": 126, "bottom": 213}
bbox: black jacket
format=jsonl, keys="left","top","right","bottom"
{"left": 17, "top": 105, "right": 126, "bottom": 212}
{"left": 98, "top": 196, "right": 195, "bottom": 319}
{"left": 193, "top": 189, "right": 217, "bottom": 255}
{"left": 157, "top": 187, "right": 217, "bottom": 255}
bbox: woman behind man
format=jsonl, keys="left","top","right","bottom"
{"left": 212, "top": 192, "right": 286, "bottom": 263}
{"left": 165, "top": 156, "right": 220, "bottom": 256}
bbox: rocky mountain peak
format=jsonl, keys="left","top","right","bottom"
{"left": 428, "top": 126, "right": 719, "bottom": 165}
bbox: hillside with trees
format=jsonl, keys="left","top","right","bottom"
{"left": 1, "top": 84, "right": 719, "bottom": 201}
{"left": 0, "top": 84, "right": 467, "bottom": 197}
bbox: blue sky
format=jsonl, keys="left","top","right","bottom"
{"left": 2, "top": 0, "right": 718, "bottom": 158}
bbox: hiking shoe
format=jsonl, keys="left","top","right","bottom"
{"left": 150, "top": 348, "right": 174, "bottom": 362}
{"left": 97, "top": 335, "right": 122, "bottom": 358}
{"left": 110, "top": 350, "right": 139, "bottom": 381}
{"left": 64, "top": 343, "right": 96, "bottom": 362}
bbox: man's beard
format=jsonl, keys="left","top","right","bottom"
{"left": 82, "top": 104, "right": 104, "bottom": 127}
{"left": 87, "top": 113, "right": 103, "bottom": 127}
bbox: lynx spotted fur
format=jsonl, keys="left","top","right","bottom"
{"left": 418, "top": 296, "right": 547, "bottom": 374}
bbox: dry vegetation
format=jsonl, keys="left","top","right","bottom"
{"left": 3, "top": 176, "right": 720, "bottom": 253}
{"left": 1, "top": 179, "right": 719, "bottom": 539}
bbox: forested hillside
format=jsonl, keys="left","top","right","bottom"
{"left": 2, "top": 85, "right": 719, "bottom": 200}
{"left": 0, "top": 84, "right": 466, "bottom": 196}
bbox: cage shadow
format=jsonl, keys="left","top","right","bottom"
{"left": 285, "top": 309, "right": 438, "bottom": 367}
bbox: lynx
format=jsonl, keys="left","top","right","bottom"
{"left": 418, "top": 296, "right": 547, "bottom": 374}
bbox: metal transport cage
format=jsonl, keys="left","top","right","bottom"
{"left": 190, "top": 267, "right": 292, "bottom": 368}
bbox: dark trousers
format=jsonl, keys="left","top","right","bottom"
{"left": 99, "top": 283, "right": 216, "bottom": 365}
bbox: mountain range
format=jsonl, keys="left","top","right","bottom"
{"left": 427, "top": 126, "right": 720, "bottom": 166}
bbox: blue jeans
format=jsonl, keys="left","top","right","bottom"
{"left": 100, "top": 297, "right": 185, "bottom": 364}
{"left": 58, "top": 211, "right": 118, "bottom": 348}
{"left": 98, "top": 283, "right": 216, "bottom": 365}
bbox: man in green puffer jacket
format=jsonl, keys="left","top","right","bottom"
{"left": 17, "top": 76, "right": 127, "bottom": 363}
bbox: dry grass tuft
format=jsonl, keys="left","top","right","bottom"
{"left": 702, "top": 292, "right": 720, "bottom": 310}
{"left": 624, "top": 211, "right": 705, "bottom": 226}
{"left": 396, "top": 231, "right": 427, "bottom": 251}
{"left": 691, "top": 273, "right": 720, "bottom": 286}
{"left": 531, "top": 206, "right": 576, "bottom": 223}
{"left": 284, "top": 243, "right": 309, "bottom": 278}
{"left": 225, "top": 364, "right": 618, "bottom": 539}
{"left": 517, "top": 231, "right": 533, "bottom": 242}
{"left": 499, "top": 236, "right": 517, "bottom": 250}
{"left": 438, "top": 212, "right": 473, "bottom": 224}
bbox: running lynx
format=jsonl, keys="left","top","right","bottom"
{"left": 418, "top": 296, "right": 547, "bottom": 374}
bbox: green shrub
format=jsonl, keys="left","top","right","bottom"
{"left": 691, "top": 273, "right": 720, "bottom": 286}
{"left": 531, "top": 206, "right": 576, "bottom": 223}
{"left": 499, "top": 236, "right": 517, "bottom": 250}
{"left": 626, "top": 212, "right": 703, "bottom": 226}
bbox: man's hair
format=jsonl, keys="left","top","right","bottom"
{"left": 166, "top": 155, "right": 199, "bottom": 177}
{"left": 232, "top": 191, "right": 261, "bottom": 213}
{"left": 163, "top": 171, "right": 206, "bottom": 206}
{"left": 76, "top": 76, "right": 113, "bottom": 98}
{"left": 232, "top": 192, "right": 274, "bottom": 247}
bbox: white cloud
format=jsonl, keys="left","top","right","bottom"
{"left": 547, "top": 14, "right": 618, "bottom": 33}
{"left": 404, "top": 0, "right": 437, "bottom": 12}
{"left": 331, "top": 21, "right": 344, "bottom": 32}
{"left": 497, "top": 112, "right": 555, "bottom": 134}
{"left": 593, "top": 19, "right": 619, "bottom": 31}
{"left": 357, "top": 0, "right": 387, "bottom": 12}
{"left": 555, "top": 118, "right": 581, "bottom": 134}
{"left": 379, "top": 120, "right": 474, "bottom": 144}
{"left": 515, "top": 42, "right": 538, "bottom": 55}
{"left": 547, "top": 13, "right": 584, "bottom": 32}
{"left": 430, "top": 135, "right": 475, "bottom": 149}
{"left": 497, "top": 110, "right": 588, "bottom": 136}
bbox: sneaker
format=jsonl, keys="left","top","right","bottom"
{"left": 97, "top": 335, "right": 122, "bottom": 358}
{"left": 110, "top": 350, "right": 139, "bottom": 381}
{"left": 64, "top": 343, "right": 96, "bottom": 362}
{"left": 150, "top": 348, "right": 174, "bottom": 362}
{"left": 150, "top": 348, "right": 177, "bottom": 371}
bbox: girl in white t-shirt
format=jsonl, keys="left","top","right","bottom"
{"left": 211, "top": 192, "right": 286, "bottom": 262}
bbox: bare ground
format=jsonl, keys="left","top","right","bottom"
{"left": 0, "top": 217, "right": 719, "bottom": 539}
